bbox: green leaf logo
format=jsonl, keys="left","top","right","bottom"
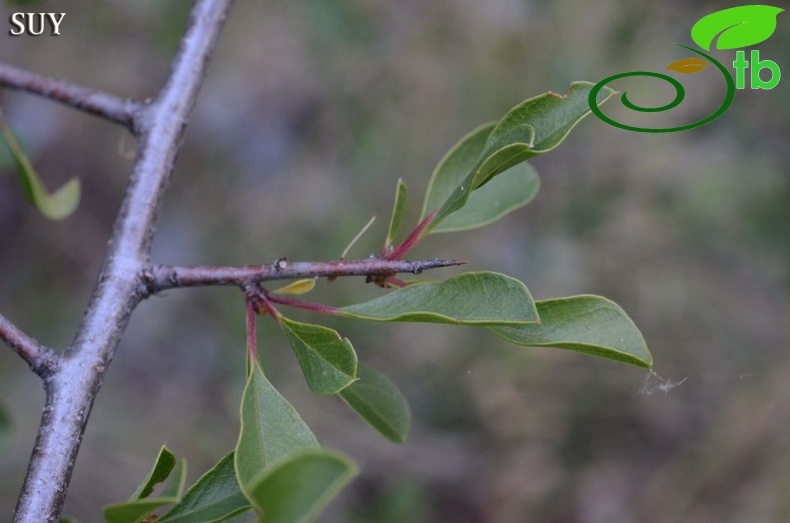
{"left": 691, "top": 5, "right": 784, "bottom": 51}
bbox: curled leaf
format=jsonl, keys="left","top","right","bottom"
{"left": 157, "top": 452, "right": 252, "bottom": 523}
{"left": 421, "top": 123, "right": 494, "bottom": 223}
{"left": 130, "top": 446, "right": 177, "bottom": 500}
{"left": 426, "top": 82, "right": 614, "bottom": 233}
{"left": 433, "top": 162, "right": 540, "bottom": 233}
{"left": 103, "top": 446, "right": 187, "bottom": 523}
{"left": 666, "top": 57, "right": 709, "bottom": 75}
{"left": 691, "top": 5, "right": 784, "bottom": 51}
{"left": 421, "top": 123, "right": 541, "bottom": 234}
{"left": 0, "top": 109, "right": 81, "bottom": 220}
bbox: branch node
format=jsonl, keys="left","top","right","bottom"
{"left": 0, "top": 313, "right": 60, "bottom": 379}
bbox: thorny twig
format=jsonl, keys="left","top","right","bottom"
{"left": 1, "top": 1, "right": 464, "bottom": 519}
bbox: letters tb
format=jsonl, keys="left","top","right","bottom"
{"left": 8, "top": 13, "right": 66, "bottom": 36}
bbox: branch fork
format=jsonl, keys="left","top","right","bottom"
{"left": 0, "top": 1, "right": 463, "bottom": 520}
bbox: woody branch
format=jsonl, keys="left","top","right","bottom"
{"left": 144, "top": 258, "right": 465, "bottom": 294}
{"left": 10, "top": 0, "right": 234, "bottom": 520}
{"left": 0, "top": 62, "right": 140, "bottom": 130}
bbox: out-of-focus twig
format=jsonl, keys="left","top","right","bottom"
{"left": 0, "top": 62, "right": 141, "bottom": 130}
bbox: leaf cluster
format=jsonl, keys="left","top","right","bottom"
{"left": 81, "top": 81, "right": 651, "bottom": 523}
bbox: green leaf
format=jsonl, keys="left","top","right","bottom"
{"left": 245, "top": 449, "right": 358, "bottom": 522}
{"left": 432, "top": 162, "right": 539, "bottom": 233}
{"left": 691, "top": 5, "right": 784, "bottom": 51}
{"left": 385, "top": 178, "right": 408, "bottom": 249}
{"left": 427, "top": 82, "right": 614, "bottom": 232}
{"left": 160, "top": 459, "right": 187, "bottom": 499}
{"left": 103, "top": 446, "right": 184, "bottom": 523}
{"left": 158, "top": 452, "right": 252, "bottom": 523}
{"left": 488, "top": 295, "right": 653, "bottom": 368}
{"left": 0, "top": 111, "right": 81, "bottom": 220}
{"left": 280, "top": 317, "right": 358, "bottom": 395}
{"left": 420, "top": 123, "right": 541, "bottom": 233}
{"left": 421, "top": 122, "right": 494, "bottom": 221}
{"left": 234, "top": 359, "right": 320, "bottom": 497}
{"left": 339, "top": 363, "right": 412, "bottom": 443}
{"left": 476, "top": 82, "right": 606, "bottom": 187}
{"left": 341, "top": 271, "right": 538, "bottom": 325}
{"left": 129, "top": 445, "right": 177, "bottom": 500}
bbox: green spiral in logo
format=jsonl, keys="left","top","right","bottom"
{"left": 589, "top": 44, "right": 735, "bottom": 133}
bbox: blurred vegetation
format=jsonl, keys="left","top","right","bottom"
{"left": 2, "top": 0, "right": 789, "bottom": 521}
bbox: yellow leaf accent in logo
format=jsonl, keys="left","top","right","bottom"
{"left": 666, "top": 57, "right": 710, "bottom": 74}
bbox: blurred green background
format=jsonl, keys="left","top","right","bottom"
{"left": 2, "top": 0, "right": 790, "bottom": 521}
